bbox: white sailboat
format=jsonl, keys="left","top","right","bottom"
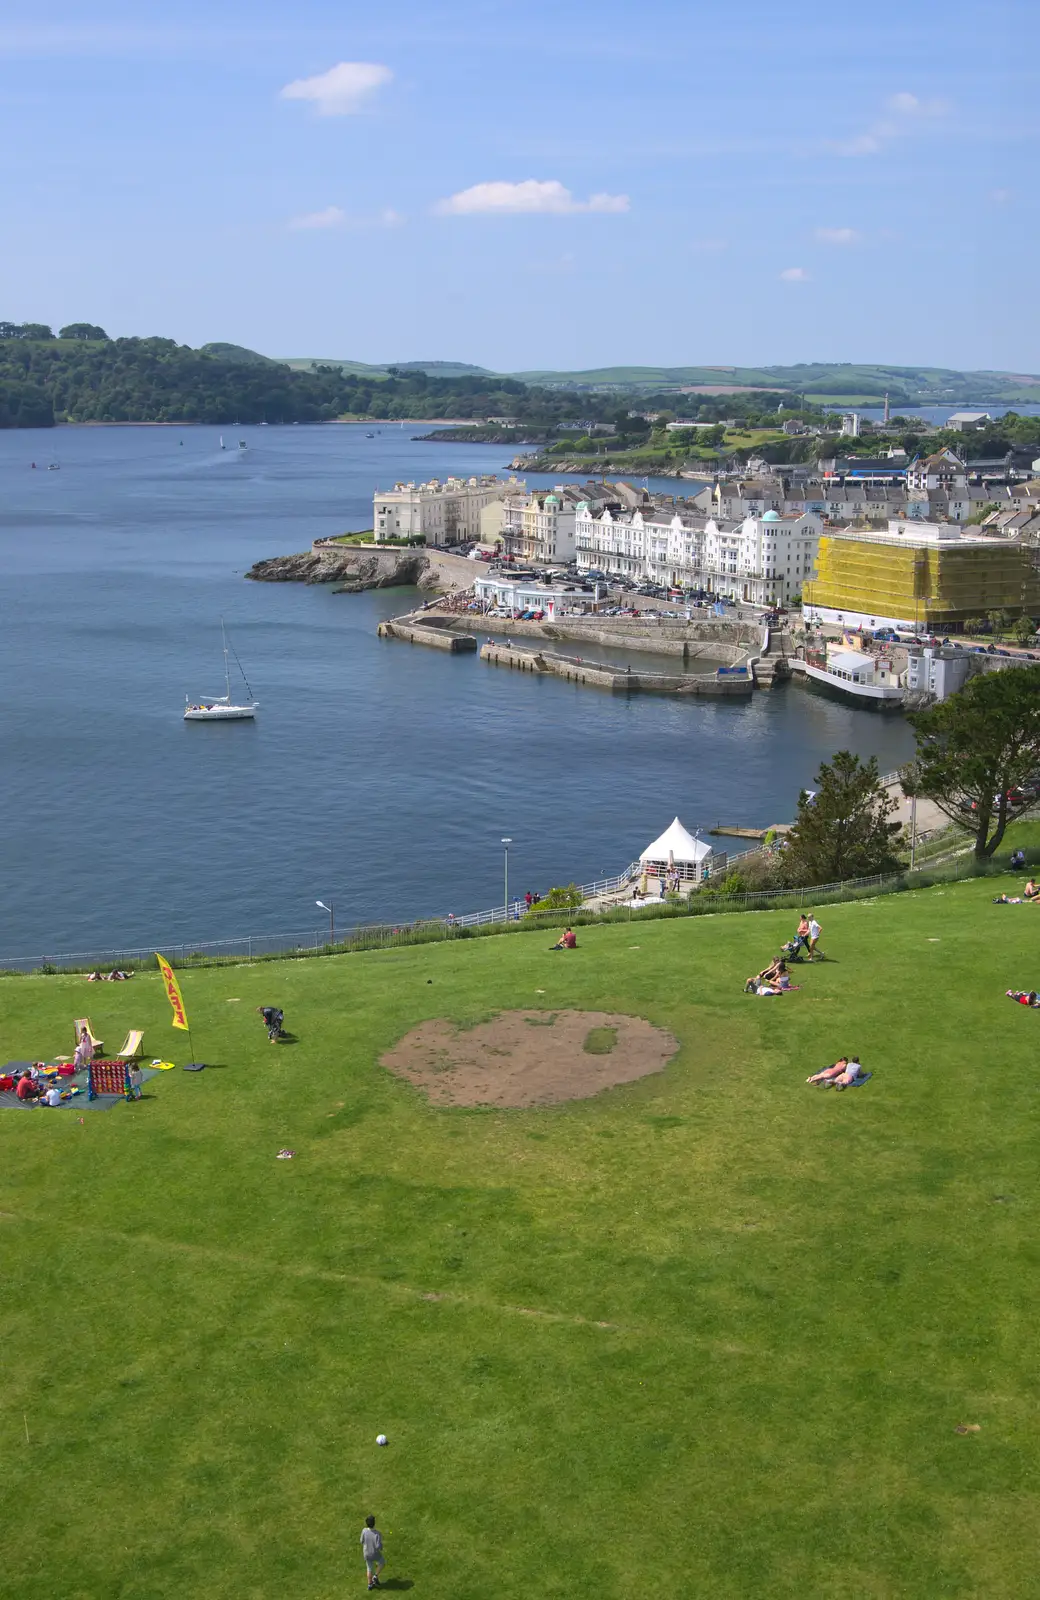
{"left": 184, "top": 621, "right": 259, "bottom": 721}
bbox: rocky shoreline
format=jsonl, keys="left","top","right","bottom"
{"left": 246, "top": 543, "right": 478, "bottom": 594}
{"left": 246, "top": 546, "right": 436, "bottom": 591}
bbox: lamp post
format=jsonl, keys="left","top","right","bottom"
{"left": 316, "top": 900, "right": 334, "bottom": 945}
{"left": 501, "top": 838, "right": 512, "bottom": 922}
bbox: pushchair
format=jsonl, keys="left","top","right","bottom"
{"left": 781, "top": 937, "right": 807, "bottom": 964}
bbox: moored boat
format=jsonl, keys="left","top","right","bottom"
{"left": 184, "top": 621, "right": 258, "bottom": 721}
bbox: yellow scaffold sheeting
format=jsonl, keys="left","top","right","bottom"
{"left": 804, "top": 535, "right": 1040, "bottom": 624}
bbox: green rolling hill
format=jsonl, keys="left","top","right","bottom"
{"left": 277, "top": 357, "right": 1040, "bottom": 403}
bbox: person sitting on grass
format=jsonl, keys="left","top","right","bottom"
{"left": 16, "top": 1070, "right": 41, "bottom": 1101}
{"left": 807, "top": 1056, "right": 849, "bottom": 1085}
{"left": 551, "top": 928, "right": 578, "bottom": 950}
{"left": 833, "top": 1055, "right": 865, "bottom": 1090}
{"left": 745, "top": 956, "right": 784, "bottom": 992}
{"left": 1006, "top": 990, "right": 1040, "bottom": 1007}
{"left": 1011, "top": 849, "right": 1027, "bottom": 870}
{"left": 1025, "top": 878, "right": 1040, "bottom": 901}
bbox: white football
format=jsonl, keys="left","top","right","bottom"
{"left": 376, "top": 1434, "right": 388, "bottom": 1446}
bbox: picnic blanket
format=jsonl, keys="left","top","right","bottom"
{"left": 0, "top": 1065, "right": 159, "bottom": 1111}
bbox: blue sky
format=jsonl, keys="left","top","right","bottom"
{"left": 0, "top": 0, "right": 1035, "bottom": 371}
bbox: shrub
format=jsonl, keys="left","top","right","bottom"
{"left": 524, "top": 883, "right": 582, "bottom": 917}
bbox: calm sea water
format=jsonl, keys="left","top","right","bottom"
{"left": 827, "top": 403, "right": 1040, "bottom": 426}
{"left": 0, "top": 424, "right": 915, "bottom": 959}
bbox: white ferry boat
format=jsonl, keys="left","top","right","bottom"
{"left": 802, "top": 644, "right": 904, "bottom": 709}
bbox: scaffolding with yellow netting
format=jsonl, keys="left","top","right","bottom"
{"left": 804, "top": 532, "right": 1040, "bottom": 626}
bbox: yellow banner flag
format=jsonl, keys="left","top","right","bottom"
{"left": 155, "top": 953, "right": 190, "bottom": 1031}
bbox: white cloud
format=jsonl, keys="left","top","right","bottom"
{"left": 779, "top": 267, "right": 809, "bottom": 282}
{"left": 289, "top": 205, "right": 347, "bottom": 231}
{"left": 288, "top": 205, "right": 404, "bottom": 232}
{"left": 433, "top": 179, "right": 629, "bottom": 216}
{"left": 280, "top": 61, "right": 391, "bottom": 116}
{"left": 832, "top": 90, "right": 948, "bottom": 157}
{"left": 815, "top": 227, "right": 861, "bottom": 246}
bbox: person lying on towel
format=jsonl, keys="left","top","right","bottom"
{"left": 807, "top": 1057, "right": 849, "bottom": 1085}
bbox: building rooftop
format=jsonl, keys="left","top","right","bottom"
{"left": 827, "top": 518, "right": 1010, "bottom": 548}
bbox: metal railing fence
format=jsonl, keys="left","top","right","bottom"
{"left": 1, "top": 841, "right": 1014, "bottom": 976}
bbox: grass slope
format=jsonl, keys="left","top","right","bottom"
{"left": 3, "top": 878, "right": 1040, "bottom": 1597}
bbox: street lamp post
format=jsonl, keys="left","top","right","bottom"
{"left": 316, "top": 900, "right": 335, "bottom": 945}
{"left": 501, "top": 838, "right": 512, "bottom": 922}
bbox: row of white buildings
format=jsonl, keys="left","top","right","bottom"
{"left": 574, "top": 504, "right": 821, "bottom": 607}
{"left": 372, "top": 450, "right": 998, "bottom": 550}
{"left": 370, "top": 474, "right": 820, "bottom": 605}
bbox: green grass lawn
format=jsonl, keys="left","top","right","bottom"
{"left": 4, "top": 875, "right": 1040, "bottom": 1597}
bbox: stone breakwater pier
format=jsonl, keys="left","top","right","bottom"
{"left": 477, "top": 639, "right": 754, "bottom": 695}
{"left": 378, "top": 606, "right": 794, "bottom": 695}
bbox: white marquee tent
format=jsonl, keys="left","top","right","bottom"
{"left": 639, "top": 817, "right": 715, "bottom": 881}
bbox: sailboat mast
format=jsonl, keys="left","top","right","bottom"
{"left": 222, "top": 619, "right": 231, "bottom": 702}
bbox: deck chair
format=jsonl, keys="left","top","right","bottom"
{"left": 115, "top": 1030, "right": 144, "bottom": 1060}
{"left": 74, "top": 1018, "right": 103, "bottom": 1057}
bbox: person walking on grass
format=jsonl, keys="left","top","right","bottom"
{"left": 360, "top": 1515, "right": 385, "bottom": 1590}
{"left": 807, "top": 914, "right": 822, "bottom": 960}
{"left": 795, "top": 913, "right": 812, "bottom": 958}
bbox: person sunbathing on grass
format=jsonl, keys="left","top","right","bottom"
{"left": 994, "top": 894, "right": 1025, "bottom": 904}
{"left": 745, "top": 956, "right": 785, "bottom": 992}
{"left": 1006, "top": 990, "right": 1040, "bottom": 1007}
{"left": 807, "top": 1057, "right": 849, "bottom": 1085}
{"left": 833, "top": 1056, "right": 865, "bottom": 1090}
{"left": 1025, "top": 879, "right": 1040, "bottom": 901}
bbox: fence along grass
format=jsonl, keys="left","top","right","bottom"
{"left": 3, "top": 842, "right": 1033, "bottom": 978}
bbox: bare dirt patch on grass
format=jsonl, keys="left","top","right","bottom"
{"left": 381, "top": 1010, "right": 679, "bottom": 1108}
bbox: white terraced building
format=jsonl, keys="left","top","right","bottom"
{"left": 575, "top": 504, "right": 708, "bottom": 587}
{"left": 574, "top": 503, "right": 820, "bottom": 605}
{"left": 491, "top": 488, "right": 584, "bottom": 564}
{"left": 373, "top": 475, "right": 524, "bottom": 545}
{"left": 704, "top": 510, "right": 821, "bottom": 607}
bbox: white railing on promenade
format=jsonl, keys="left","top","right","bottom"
{"left": 0, "top": 826, "right": 995, "bottom": 975}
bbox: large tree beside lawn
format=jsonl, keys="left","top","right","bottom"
{"left": 782, "top": 750, "right": 905, "bottom": 885}
{"left": 907, "top": 663, "right": 1040, "bottom": 857}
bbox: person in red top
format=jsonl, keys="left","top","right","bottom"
{"left": 16, "top": 1071, "right": 41, "bottom": 1101}
{"left": 552, "top": 928, "right": 578, "bottom": 950}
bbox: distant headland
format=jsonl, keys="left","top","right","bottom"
{"left": 1, "top": 318, "right": 1038, "bottom": 432}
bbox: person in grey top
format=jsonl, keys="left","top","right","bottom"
{"left": 360, "top": 1516, "right": 385, "bottom": 1589}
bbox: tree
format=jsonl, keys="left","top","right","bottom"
{"left": 0, "top": 321, "right": 53, "bottom": 340}
{"left": 782, "top": 751, "right": 905, "bottom": 885}
{"left": 906, "top": 664, "right": 1040, "bottom": 856}
{"left": 1012, "top": 615, "right": 1038, "bottom": 645}
{"left": 58, "top": 322, "right": 108, "bottom": 340}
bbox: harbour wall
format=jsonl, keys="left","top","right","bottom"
{"left": 377, "top": 620, "right": 477, "bottom": 652}
{"left": 478, "top": 640, "right": 754, "bottom": 696}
